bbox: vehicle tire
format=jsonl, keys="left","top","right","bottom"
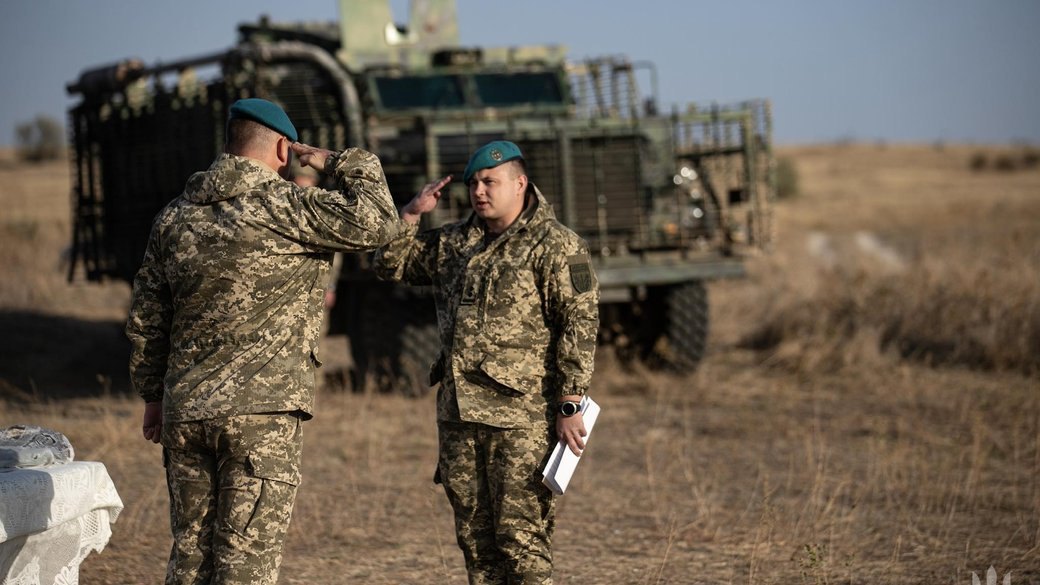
{"left": 351, "top": 284, "right": 440, "bottom": 395}
{"left": 397, "top": 313, "right": 441, "bottom": 397}
{"left": 664, "top": 280, "right": 709, "bottom": 372}
{"left": 641, "top": 281, "right": 709, "bottom": 372}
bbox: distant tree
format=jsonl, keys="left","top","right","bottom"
{"left": 15, "top": 115, "right": 64, "bottom": 162}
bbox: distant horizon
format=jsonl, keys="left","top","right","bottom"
{"left": 3, "top": 0, "right": 1039, "bottom": 147}
{"left": 7, "top": 139, "right": 1037, "bottom": 161}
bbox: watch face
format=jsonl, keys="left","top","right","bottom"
{"left": 560, "top": 401, "right": 580, "bottom": 416}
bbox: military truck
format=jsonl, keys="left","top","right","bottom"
{"left": 66, "top": 0, "right": 774, "bottom": 392}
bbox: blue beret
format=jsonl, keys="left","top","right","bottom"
{"left": 228, "top": 98, "right": 298, "bottom": 142}
{"left": 463, "top": 140, "right": 524, "bottom": 183}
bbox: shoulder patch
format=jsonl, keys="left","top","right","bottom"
{"left": 567, "top": 253, "right": 593, "bottom": 294}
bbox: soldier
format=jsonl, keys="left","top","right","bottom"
{"left": 374, "top": 140, "right": 599, "bottom": 584}
{"left": 127, "top": 98, "right": 402, "bottom": 585}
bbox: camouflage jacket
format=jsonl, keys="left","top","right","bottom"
{"left": 374, "top": 185, "right": 599, "bottom": 429}
{"left": 127, "top": 149, "right": 401, "bottom": 422}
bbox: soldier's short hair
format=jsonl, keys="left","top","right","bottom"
{"left": 505, "top": 159, "right": 527, "bottom": 179}
{"left": 226, "top": 119, "right": 280, "bottom": 154}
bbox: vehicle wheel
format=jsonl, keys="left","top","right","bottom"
{"left": 642, "top": 281, "right": 709, "bottom": 372}
{"left": 397, "top": 314, "right": 441, "bottom": 397}
{"left": 351, "top": 285, "right": 440, "bottom": 395}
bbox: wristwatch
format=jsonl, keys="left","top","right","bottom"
{"left": 558, "top": 400, "right": 582, "bottom": 417}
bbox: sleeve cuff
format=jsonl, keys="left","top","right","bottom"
{"left": 323, "top": 150, "right": 345, "bottom": 175}
{"left": 558, "top": 386, "right": 587, "bottom": 399}
{"left": 140, "top": 390, "right": 164, "bottom": 403}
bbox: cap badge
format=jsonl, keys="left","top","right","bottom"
{"left": 490, "top": 149, "right": 503, "bottom": 161}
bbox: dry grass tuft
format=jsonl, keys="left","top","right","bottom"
{"left": 740, "top": 145, "right": 1040, "bottom": 377}
{"left": 741, "top": 231, "right": 1040, "bottom": 375}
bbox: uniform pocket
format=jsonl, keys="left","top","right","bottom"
{"left": 222, "top": 454, "right": 301, "bottom": 538}
{"left": 477, "top": 354, "right": 540, "bottom": 396}
{"left": 247, "top": 454, "right": 302, "bottom": 487}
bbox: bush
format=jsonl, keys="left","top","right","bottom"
{"left": 992, "top": 154, "right": 1017, "bottom": 172}
{"left": 15, "top": 115, "right": 65, "bottom": 162}
{"left": 1021, "top": 148, "right": 1039, "bottom": 169}
{"left": 775, "top": 156, "right": 799, "bottom": 199}
{"left": 969, "top": 152, "right": 987, "bottom": 172}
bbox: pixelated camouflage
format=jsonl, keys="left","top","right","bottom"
{"left": 438, "top": 422, "right": 555, "bottom": 584}
{"left": 163, "top": 413, "right": 302, "bottom": 585}
{"left": 374, "top": 185, "right": 599, "bottom": 429}
{"left": 126, "top": 148, "right": 402, "bottom": 422}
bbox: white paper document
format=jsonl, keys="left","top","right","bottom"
{"left": 542, "top": 396, "right": 600, "bottom": 495}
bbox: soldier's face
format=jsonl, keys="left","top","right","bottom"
{"left": 468, "top": 164, "right": 527, "bottom": 227}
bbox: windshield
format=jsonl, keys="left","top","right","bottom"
{"left": 371, "top": 71, "right": 566, "bottom": 110}
{"left": 474, "top": 72, "right": 564, "bottom": 106}
{"left": 374, "top": 75, "right": 465, "bottom": 109}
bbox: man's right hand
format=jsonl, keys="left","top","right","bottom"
{"left": 402, "top": 176, "right": 452, "bottom": 225}
{"left": 291, "top": 142, "right": 336, "bottom": 172}
{"left": 142, "top": 401, "right": 163, "bottom": 444}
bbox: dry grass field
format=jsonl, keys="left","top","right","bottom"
{"left": 1, "top": 144, "right": 1037, "bottom": 584}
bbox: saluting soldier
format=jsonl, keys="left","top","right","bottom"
{"left": 375, "top": 140, "right": 600, "bottom": 584}
{"left": 127, "top": 98, "right": 402, "bottom": 584}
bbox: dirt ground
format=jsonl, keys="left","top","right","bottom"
{"left": 0, "top": 144, "right": 1037, "bottom": 584}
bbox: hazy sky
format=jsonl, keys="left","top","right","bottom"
{"left": 2, "top": 0, "right": 1038, "bottom": 146}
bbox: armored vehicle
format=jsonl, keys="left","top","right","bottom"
{"left": 66, "top": 0, "right": 774, "bottom": 391}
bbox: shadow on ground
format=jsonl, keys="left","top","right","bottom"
{"left": 0, "top": 310, "right": 130, "bottom": 399}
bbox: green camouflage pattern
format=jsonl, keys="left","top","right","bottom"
{"left": 374, "top": 185, "right": 600, "bottom": 429}
{"left": 126, "top": 148, "right": 402, "bottom": 422}
{"left": 162, "top": 412, "right": 302, "bottom": 585}
{"left": 438, "top": 422, "right": 555, "bottom": 585}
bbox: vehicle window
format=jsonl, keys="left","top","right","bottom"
{"left": 374, "top": 75, "right": 465, "bottom": 109}
{"left": 474, "top": 72, "right": 564, "bottom": 106}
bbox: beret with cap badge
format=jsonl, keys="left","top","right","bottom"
{"left": 463, "top": 140, "right": 524, "bottom": 183}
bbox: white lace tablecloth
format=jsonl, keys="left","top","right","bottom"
{"left": 0, "top": 462, "right": 123, "bottom": 585}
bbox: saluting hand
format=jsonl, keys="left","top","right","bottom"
{"left": 402, "top": 175, "right": 452, "bottom": 224}
{"left": 291, "top": 142, "right": 336, "bottom": 172}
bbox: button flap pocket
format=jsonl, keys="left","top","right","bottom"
{"left": 246, "top": 454, "right": 301, "bottom": 486}
{"left": 478, "top": 354, "right": 536, "bottom": 396}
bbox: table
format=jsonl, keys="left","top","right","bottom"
{"left": 0, "top": 461, "right": 123, "bottom": 585}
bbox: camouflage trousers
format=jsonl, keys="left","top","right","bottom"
{"left": 161, "top": 412, "right": 303, "bottom": 585}
{"left": 438, "top": 421, "right": 556, "bottom": 585}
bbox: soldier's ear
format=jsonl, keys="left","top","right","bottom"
{"left": 276, "top": 136, "right": 291, "bottom": 165}
{"left": 516, "top": 173, "right": 528, "bottom": 194}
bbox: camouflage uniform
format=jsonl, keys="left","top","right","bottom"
{"left": 127, "top": 148, "right": 401, "bottom": 584}
{"left": 375, "top": 185, "right": 599, "bottom": 584}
